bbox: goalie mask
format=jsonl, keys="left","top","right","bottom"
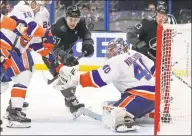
{"left": 106, "top": 38, "right": 129, "bottom": 59}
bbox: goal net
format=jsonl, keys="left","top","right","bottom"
{"left": 155, "top": 24, "right": 191, "bottom": 135}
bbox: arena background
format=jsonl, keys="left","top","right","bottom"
{"left": 1, "top": 0, "right": 191, "bottom": 76}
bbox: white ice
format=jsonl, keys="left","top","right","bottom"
{"left": 1, "top": 71, "right": 154, "bottom": 135}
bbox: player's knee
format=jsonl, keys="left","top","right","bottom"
{"left": 11, "top": 70, "right": 32, "bottom": 87}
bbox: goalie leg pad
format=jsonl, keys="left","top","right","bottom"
{"left": 102, "top": 104, "right": 139, "bottom": 132}
{"left": 113, "top": 93, "right": 154, "bottom": 119}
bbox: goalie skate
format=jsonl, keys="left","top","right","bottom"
{"left": 115, "top": 123, "right": 140, "bottom": 133}
{"left": 115, "top": 116, "right": 140, "bottom": 133}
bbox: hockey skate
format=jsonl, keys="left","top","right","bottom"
{"left": 65, "top": 96, "right": 85, "bottom": 119}
{"left": 3, "top": 100, "right": 28, "bottom": 119}
{"left": 6, "top": 108, "right": 31, "bottom": 128}
{"left": 0, "top": 119, "right": 3, "bottom": 132}
{"left": 115, "top": 116, "right": 140, "bottom": 133}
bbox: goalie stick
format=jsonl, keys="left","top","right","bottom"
{"left": 73, "top": 107, "right": 102, "bottom": 121}
{"left": 73, "top": 107, "right": 140, "bottom": 132}
{"left": 43, "top": 51, "right": 87, "bottom": 85}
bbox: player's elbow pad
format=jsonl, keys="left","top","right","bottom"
{"left": 132, "top": 41, "right": 146, "bottom": 52}
{"left": 127, "top": 28, "right": 140, "bottom": 45}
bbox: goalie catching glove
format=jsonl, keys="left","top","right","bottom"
{"left": 53, "top": 66, "right": 80, "bottom": 90}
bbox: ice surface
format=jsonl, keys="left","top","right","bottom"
{"left": 1, "top": 71, "right": 154, "bottom": 135}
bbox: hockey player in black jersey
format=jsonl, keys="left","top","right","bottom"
{"left": 50, "top": 5, "right": 94, "bottom": 115}
{"left": 127, "top": 4, "right": 168, "bottom": 61}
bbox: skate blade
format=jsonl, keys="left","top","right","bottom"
{"left": 6, "top": 121, "right": 31, "bottom": 128}
{"left": 3, "top": 112, "right": 9, "bottom": 119}
{"left": 72, "top": 107, "right": 85, "bottom": 120}
{"left": 73, "top": 111, "right": 82, "bottom": 120}
{"left": 115, "top": 125, "right": 140, "bottom": 133}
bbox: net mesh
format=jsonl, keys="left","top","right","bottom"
{"left": 155, "top": 24, "right": 191, "bottom": 135}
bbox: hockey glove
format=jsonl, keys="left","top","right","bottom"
{"left": 42, "top": 29, "right": 54, "bottom": 44}
{"left": 10, "top": 16, "right": 28, "bottom": 37}
{"left": 53, "top": 66, "right": 80, "bottom": 90}
{"left": 0, "top": 55, "right": 12, "bottom": 70}
{"left": 58, "top": 50, "right": 79, "bottom": 66}
{"left": 81, "top": 43, "right": 94, "bottom": 57}
{"left": 132, "top": 41, "right": 148, "bottom": 54}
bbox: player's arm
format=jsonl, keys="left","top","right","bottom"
{"left": 50, "top": 18, "right": 79, "bottom": 66}
{"left": 6, "top": 7, "right": 47, "bottom": 39}
{"left": 54, "top": 58, "right": 120, "bottom": 90}
{"left": 0, "top": 14, "right": 28, "bottom": 36}
{"left": 127, "top": 19, "right": 148, "bottom": 52}
{"left": 80, "top": 63, "right": 119, "bottom": 88}
{"left": 0, "top": 14, "right": 19, "bottom": 31}
{"left": 29, "top": 29, "right": 63, "bottom": 76}
{"left": 78, "top": 18, "right": 94, "bottom": 57}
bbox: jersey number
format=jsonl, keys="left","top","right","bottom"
{"left": 133, "top": 59, "right": 152, "bottom": 80}
{"left": 135, "top": 22, "right": 142, "bottom": 30}
{"left": 23, "top": 12, "right": 32, "bottom": 18}
{"left": 53, "top": 36, "right": 61, "bottom": 45}
{"left": 43, "top": 21, "right": 49, "bottom": 28}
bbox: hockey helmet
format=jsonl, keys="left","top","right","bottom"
{"left": 36, "top": 0, "right": 52, "bottom": 5}
{"left": 106, "top": 38, "right": 129, "bottom": 59}
{"left": 66, "top": 5, "right": 81, "bottom": 18}
{"left": 156, "top": 1, "right": 168, "bottom": 15}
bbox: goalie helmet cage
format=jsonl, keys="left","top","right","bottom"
{"left": 154, "top": 24, "right": 191, "bottom": 135}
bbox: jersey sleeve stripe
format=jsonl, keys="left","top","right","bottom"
{"left": 27, "top": 21, "right": 38, "bottom": 36}
{"left": 80, "top": 72, "right": 98, "bottom": 88}
{"left": 0, "top": 31, "right": 13, "bottom": 46}
{"left": 0, "top": 15, "right": 17, "bottom": 31}
{"left": 91, "top": 70, "right": 107, "bottom": 87}
{"left": 33, "top": 24, "right": 46, "bottom": 37}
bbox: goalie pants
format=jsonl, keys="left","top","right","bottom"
{"left": 113, "top": 86, "right": 155, "bottom": 119}
{"left": 1, "top": 49, "right": 34, "bottom": 108}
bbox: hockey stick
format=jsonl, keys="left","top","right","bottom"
{"left": 73, "top": 107, "right": 102, "bottom": 121}
{"left": 0, "top": 35, "right": 20, "bottom": 81}
{"left": 171, "top": 59, "right": 191, "bottom": 89}
{"left": 172, "top": 72, "right": 191, "bottom": 89}
{"left": 43, "top": 51, "right": 87, "bottom": 85}
{"left": 41, "top": 39, "right": 79, "bottom": 83}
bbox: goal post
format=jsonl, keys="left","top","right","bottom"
{"left": 155, "top": 23, "right": 191, "bottom": 135}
